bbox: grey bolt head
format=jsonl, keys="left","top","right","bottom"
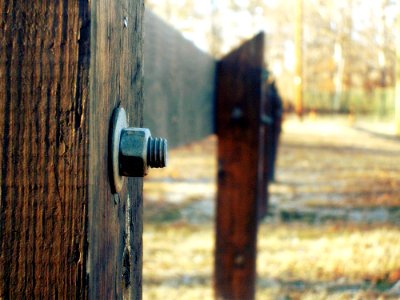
{"left": 119, "top": 128, "right": 151, "bottom": 177}
{"left": 110, "top": 107, "right": 167, "bottom": 193}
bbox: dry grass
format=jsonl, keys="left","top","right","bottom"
{"left": 144, "top": 223, "right": 400, "bottom": 299}
{"left": 143, "top": 116, "right": 400, "bottom": 299}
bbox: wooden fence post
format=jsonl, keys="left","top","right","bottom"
{"left": 215, "top": 32, "right": 266, "bottom": 300}
{"left": 0, "top": 1, "right": 144, "bottom": 298}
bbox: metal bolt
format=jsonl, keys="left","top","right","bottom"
{"left": 231, "top": 107, "right": 244, "bottom": 121}
{"left": 119, "top": 128, "right": 167, "bottom": 177}
{"left": 110, "top": 107, "right": 167, "bottom": 193}
{"left": 261, "top": 114, "right": 273, "bottom": 125}
{"left": 147, "top": 137, "right": 167, "bottom": 168}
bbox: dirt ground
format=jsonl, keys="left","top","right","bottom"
{"left": 143, "top": 115, "right": 400, "bottom": 299}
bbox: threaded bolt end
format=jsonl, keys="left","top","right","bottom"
{"left": 147, "top": 137, "right": 167, "bottom": 168}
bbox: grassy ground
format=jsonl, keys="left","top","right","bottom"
{"left": 143, "top": 115, "right": 400, "bottom": 299}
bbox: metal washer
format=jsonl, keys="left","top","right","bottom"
{"left": 110, "top": 107, "right": 128, "bottom": 193}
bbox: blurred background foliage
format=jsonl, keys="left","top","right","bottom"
{"left": 145, "top": 0, "right": 397, "bottom": 119}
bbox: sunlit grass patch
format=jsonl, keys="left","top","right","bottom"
{"left": 143, "top": 117, "right": 400, "bottom": 299}
{"left": 143, "top": 222, "right": 400, "bottom": 299}
{"left": 144, "top": 224, "right": 213, "bottom": 276}
{"left": 143, "top": 224, "right": 213, "bottom": 299}
{"left": 258, "top": 223, "right": 400, "bottom": 283}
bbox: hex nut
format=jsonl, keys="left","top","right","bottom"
{"left": 110, "top": 107, "right": 167, "bottom": 193}
{"left": 119, "top": 128, "right": 151, "bottom": 177}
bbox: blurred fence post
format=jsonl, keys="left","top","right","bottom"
{"left": 264, "top": 80, "right": 283, "bottom": 185}
{"left": 143, "top": 16, "right": 272, "bottom": 298}
{"left": 215, "top": 32, "right": 266, "bottom": 300}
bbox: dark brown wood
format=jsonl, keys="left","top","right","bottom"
{"left": 144, "top": 10, "right": 216, "bottom": 148}
{"left": 258, "top": 76, "right": 270, "bottom": 220}
{"left": 215, "top": 32, "right": 266, "bottom": 300}
{"left": 0, "top": 2, "right": 89, "bottom": 298}
{"left": 0, "top": 0, "right": 144, "bottom": 298}
{"left": 88, "top": 0, "right": 144, "bottom": 299}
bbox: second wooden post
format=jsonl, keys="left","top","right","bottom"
{"left": 215, "top": 32, "right": 266, "bottom": 300}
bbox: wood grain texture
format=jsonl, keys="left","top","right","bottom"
{"left": 214, "top": 32, "right": 266, "bottom": 300}
{"left": 0, "top": 1, "right": 89, "bottom": 298}
{"left": 0, "top": 0, "right": 144, "bottom": 298}
{"left": 89, "top": 0, "right": 144, "bottom": 299}
{"left": 143, "top": 10, "right": 215, "bottom": 148}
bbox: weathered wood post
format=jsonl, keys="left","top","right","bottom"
{"left": 1, "top": 1, "right": 144, "bottom": 298}
{"left": 215, "top": 32, "right": 266, "bottom": 300}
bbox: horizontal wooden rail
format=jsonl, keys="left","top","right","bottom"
{"left": 144, "top": 10, "right": 216, "bottom": 148}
